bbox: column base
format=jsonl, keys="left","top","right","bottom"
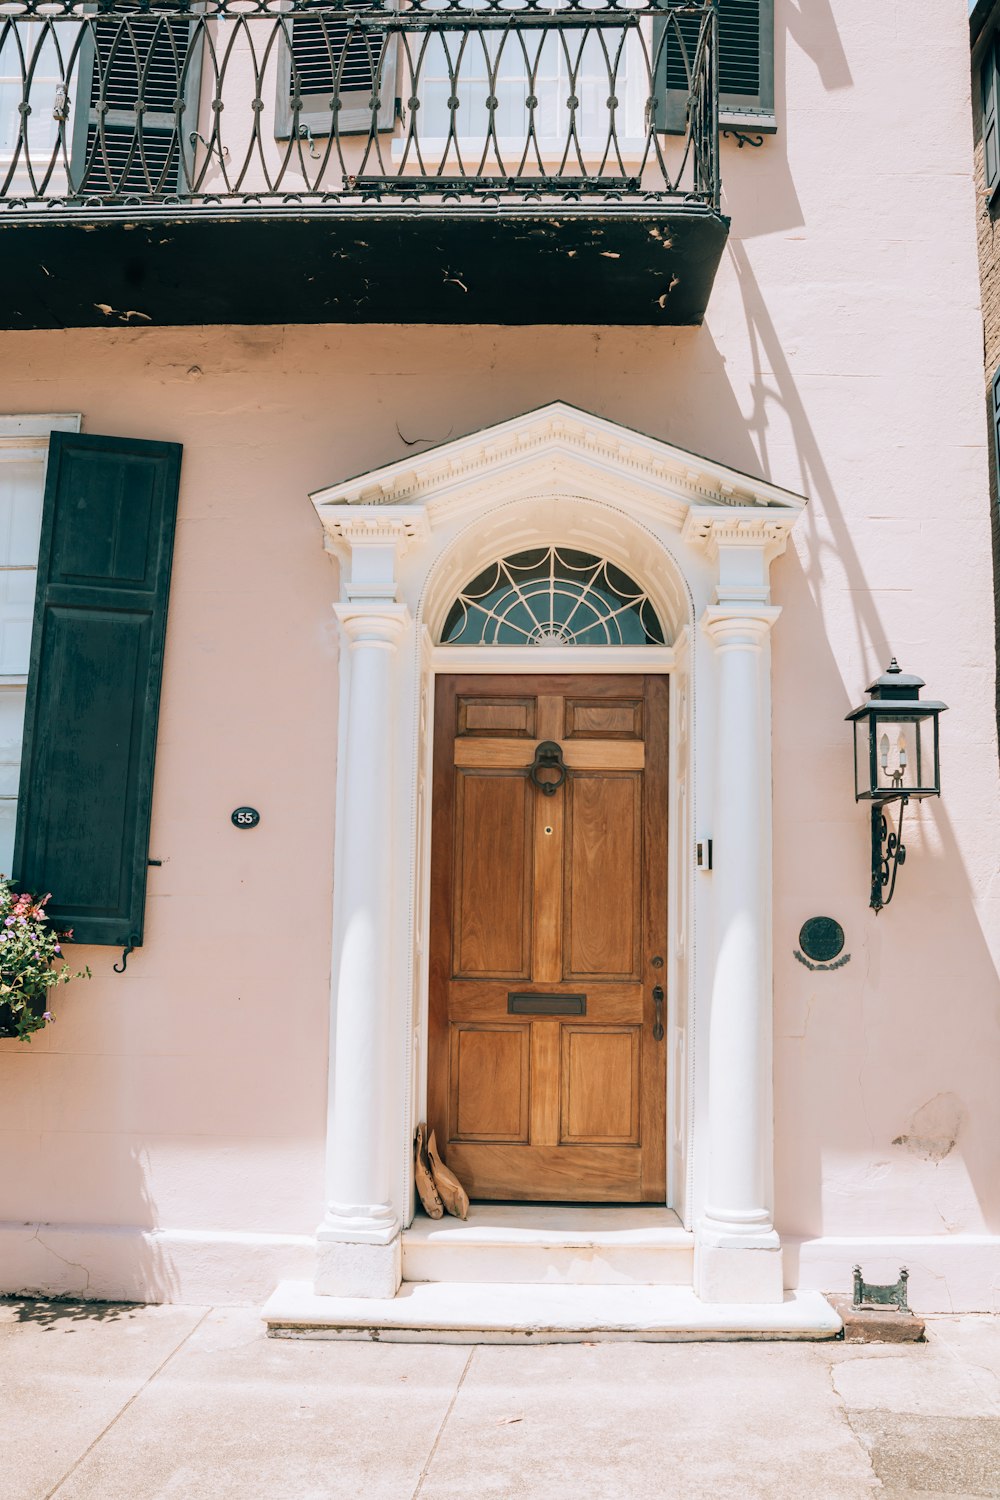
{"left": 315, "top": 1233, "right": 402, "bottom": 1299}
{"left": 694, "top": 1225, "right": 784, "bottom": 1305}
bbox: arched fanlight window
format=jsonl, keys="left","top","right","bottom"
{"left": 441, "top": 546, "right": 665, "bottom": 646}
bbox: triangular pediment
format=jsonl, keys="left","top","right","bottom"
{"left": 311, "top": 402, "right": 806, "bottom": 535}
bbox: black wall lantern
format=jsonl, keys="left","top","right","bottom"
{"left": 846, "top": 659, "right": 947, "bottom": 912}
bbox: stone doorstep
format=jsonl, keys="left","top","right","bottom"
{"left": 401, "top": 1205, "right": 695, "bottom": 1286}
{"left": 262, "top": 1280, "right": 844, "bottom": 1344}
{"left": 827, "top": 1295, "right": 926, "bottom": 1344}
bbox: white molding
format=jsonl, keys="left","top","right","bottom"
{"left": 0, "top": 1221, "right": 316, "bottom": 1307}
{"left": 311, "top": 403, "right": 807, "bottom": 523}
{"left": 681, "top": 507, "right": 798, "bottom": 555}
{"left": 430, "top": 645, "right": 675, "bottom": 673}
{"left": 316, "top": 507, "right": 431, "bottom": 603}
{"left": 0, "top": 413, "right": 81, "bottom": 445}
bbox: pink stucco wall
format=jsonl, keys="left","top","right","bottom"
{"left": 0, "top": 0, "right": 997, "bottom": 1307}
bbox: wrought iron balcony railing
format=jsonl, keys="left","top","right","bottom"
{"left": 0, "top": 0, "right": 720, "bottom": 212}
{"left": 0, "top": 0, "right": 728, "bottom": 327}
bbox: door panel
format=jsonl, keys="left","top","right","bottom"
{"left": 564, "top": 697, "right": 644, "bottom": 739}
{"left": 561, "top": 1026, "right": 641, "bottom": 1144}
{"left": 452, "top": 771, "right": 532, "bottom": 978}
{"left": 458, "top": 695, "right": 536, "bottom": 737}
{"left": 429, "top": 673, "right": 668, "bottom": 1203}
{"left": 449, "top": 1025, "right": 530, "bottom": 1141}
{"left": 563, "top": 772, "right": 642, "bottom": 981}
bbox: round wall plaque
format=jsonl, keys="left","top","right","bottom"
{"left": 798, "top": 916, "right": 845, "bottom": 964}
{"left": 231, "top": 807, "right": 260, "bottom": 829}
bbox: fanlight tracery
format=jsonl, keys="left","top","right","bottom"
{"left": 441, "top": 547, "right": 665, "bottom": 647}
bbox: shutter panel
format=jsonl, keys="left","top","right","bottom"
{"left": 277, "top": 6, "right": 398, "bottom": 139}
{"left": 983, "top": 38, "right": 999, "bottom": 195}
{"left": 12, "top": 433, "right": 182, "bottom": 949}
{"left": 654, "top": 0, "right": 774, "bottom": 136}
{"left": 70, "top": 8, "right": 203, "bottom": 197}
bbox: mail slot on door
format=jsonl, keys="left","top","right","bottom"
{"left": 507, "top": 993, "right": 587, "bottom": 1016}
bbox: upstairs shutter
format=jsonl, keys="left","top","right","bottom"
{"left": 13, "top": 433, "right": 182, "bottom": 949}
{"left": 654, "top": 0, "right": 774, "bottom": 136}
{"left": 70, "top": 7, "right": 203, "bottom": 197}
{"left": 277, "top": 6, "right": 398, "bottom": 139}
{"left": 983, "top": 37, "right": 999, "bottom": 196}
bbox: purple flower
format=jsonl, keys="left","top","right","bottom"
{"left": 54, "top": 945, "right": 60, "bottom": 954}
{"left": 42, "top": 1012, "right": 53, "bottom": 1022}
{"left": 4, "top": 917, "right": 13, "bottom": 927}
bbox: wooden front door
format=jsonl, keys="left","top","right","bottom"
{"left": 428, "top": 673, "right": 668, "bottom": 1202}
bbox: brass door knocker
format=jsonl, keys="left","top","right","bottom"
{"left": 528, "top": 740, "right": 566, "bottom": 797}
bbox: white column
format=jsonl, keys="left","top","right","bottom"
{"left": 695, "top": 604, "right": 784, "bottom": 1304}
{"left": 316, "top": 603, "right": 409, "bottom": 1298}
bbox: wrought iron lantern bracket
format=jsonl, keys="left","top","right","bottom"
{"left": 870, "top": 793, "right": 907, "bottom": 913}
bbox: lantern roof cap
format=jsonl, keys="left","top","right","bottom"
{"left": 867, "top": 658, "right": 926, "bottom": 698}
{"left": 845, "top": 659, "right": 948, "bottom": 720}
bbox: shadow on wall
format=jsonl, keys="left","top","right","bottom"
{"left": 723, "top": 234, "right": 1000, "bottom": 1248}
{"left": 725, "top": 0, "right": 853, "bottom": 239}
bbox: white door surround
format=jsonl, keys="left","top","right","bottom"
{"left": 308, "top": 403, "right": 805, "bottom": 1307}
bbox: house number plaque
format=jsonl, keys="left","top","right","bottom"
{"left": 231, "top": 807, "right": 260, "bottom": 829}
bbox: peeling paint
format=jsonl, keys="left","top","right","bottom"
{"left": 892, "top": 1094, "right": 964, "bottom": 1163}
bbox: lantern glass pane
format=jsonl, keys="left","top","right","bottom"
{"left": 854, "top": 716, "right": 874, "bottom": 799}
{"left": 872, "top": 712, "right": 937, "bottom": 797}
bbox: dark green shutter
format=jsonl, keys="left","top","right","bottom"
{"left": 654, "top": 0, "right": 775, "bottom": 136}
{"left": 12, "top": 433, "right": 182, "bottom": 948}
{"left": 983, "top": 38, "right": 999, "bottom": 195}
{"left": 70, "top": 8, "right": 203, "bottom": 197}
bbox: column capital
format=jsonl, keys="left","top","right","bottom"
{"left": 315, "top": 504, "right": 431, "bottom": 604}
{"left": 333, "top": 601, "right": 411, "bottom": 647}
{"left": 683, "top": 509, "right": 798, "bottom": 611}
{"left": 701, "top": 604, "right": 781, "bottom": 650}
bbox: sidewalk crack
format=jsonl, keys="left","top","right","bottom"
{"left": 410, "top": 1347, "right": 475, "bottom": 1500}
{"left": 44, "top": 1305, "right": 213, "bottom": 1499}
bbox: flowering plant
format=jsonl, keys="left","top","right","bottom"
{"left": 0, "top": 877, "right": 91, "bottom": 1041}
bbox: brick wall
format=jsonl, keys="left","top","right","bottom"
{"left": 972, "top": 8, "right": 1000, "bottom": 751}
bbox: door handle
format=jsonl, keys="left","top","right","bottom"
{"left": 652, "top": 984, "right": 665, "bottom": 1042}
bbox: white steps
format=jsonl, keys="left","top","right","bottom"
{"left": 263, "top": 1279, "right": 843, "bottom": 1343}
{"left": 402, "top": 1205, "right": 694, "bottom": 1286}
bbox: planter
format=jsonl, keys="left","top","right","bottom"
{"left": 0, "top": 992, "right": 47, "bottom": 1040}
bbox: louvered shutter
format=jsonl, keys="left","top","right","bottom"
{"left": 277, "top": 6, "right": 398, "bottom": 139}
{"left": 653, "top": 0, "right": 774, "bottom": 136}
{"left": 69, "top": 7, "right": 203, "bottom": 197}
{"left": 983, "top": 38, "right": 999, "bottom": 195}
{"left": 13, "top": 433, "right": 182, "bottom": 950}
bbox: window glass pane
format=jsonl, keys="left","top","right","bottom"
{"left": 0, "top": 567, "right": 37, "bottom": 675}
{"left": 0, "top": 459, "right": 45, "bottom": 566}
{"left": 0, "top": 686, "right": 26, "bottom": 877}
{"left": 442, "top": 546, "right": 664, "bottom": 646}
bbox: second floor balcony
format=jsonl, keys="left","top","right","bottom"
{"left": 0, "top": 0, "right": 729, "bottom": 328}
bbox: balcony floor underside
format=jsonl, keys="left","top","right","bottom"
{"left": 0, "top": 205, "right": 729, "bottom": 329}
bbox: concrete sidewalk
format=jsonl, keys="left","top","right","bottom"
{"left": 3, "top": 1302, "right": 999, "bottom": 1500}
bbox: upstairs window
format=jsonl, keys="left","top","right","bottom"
{"left": 983, "top": 32, "right": 999, "bottom": 197}
{"left": 70, "top": 6, "right": 203, "bottom": 197}
{"left": 655, "top": 0, "right": 775, "bottom": 136}
{"left": 276, "top": 5, "right": 398, "bottom": 140}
